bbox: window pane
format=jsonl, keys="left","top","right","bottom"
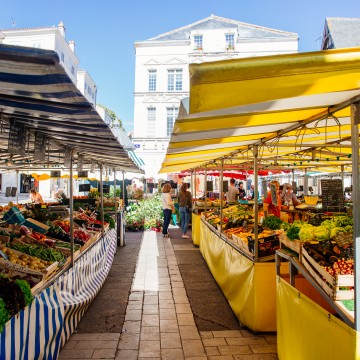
{"left": 147, "top": 107, "right": 156, "bottom": 136}
{"left": 166, "top": 107, "right": 179, "bottom": 136}
{"left": 226, "top": 34, "right": 235, "bottom": 46}
{"left": 148, "top": 70, "right": 157, "bottom": 91}
{"left": 194, "top": 35, "right": 203, "bottom": 49}
{"left": 175, "top": 69, "right": 182, "bottom": 91}
{"left": 167, "top": 70, "right": 174, "bottom": 91}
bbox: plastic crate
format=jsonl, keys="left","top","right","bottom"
{"left": 2, "top": 207, "right": 26, "bottom": 225}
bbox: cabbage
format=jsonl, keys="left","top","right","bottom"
{"left": 321, "top": 219, "right": 336, "bottom": 231}
{"left": 293, "top": 220, "right": 306, "bottom": 227}
{"left": 314, "top": 226, "right": 330, "bottom": 241}
{"left": 299, "top": 224, "right": 315, "bottom": 241}
{"left": 330, "top": 227, "right": 346, "bottom": 239}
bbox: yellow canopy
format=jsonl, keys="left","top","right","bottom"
{"left": 160, "top": 47, "right": 360, "bottom": 173}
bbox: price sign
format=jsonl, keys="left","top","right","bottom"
{"left": 321, "top": 179, "right": 344, "bottom": 211}
{"left": 270, "top": 184, "right": 278, "bottom": 206}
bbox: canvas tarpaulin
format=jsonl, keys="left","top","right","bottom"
{"left": 160, "top": 47, "right": 360, "bottom": 173}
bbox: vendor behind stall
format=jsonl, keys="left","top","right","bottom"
{"left": 282, "top": 185, "right": 300, "bottom": 208}
{"left": 263, "top": 180, "right": 281, "bottom": 218}
{"left": 30, "top": 188, "right": 44, "bottom": 204}
{"left": 226, "top": 178, "right": 239, "bottom": 204}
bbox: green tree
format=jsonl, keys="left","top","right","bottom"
{"left": 98, "top": 104, "right": 125, "bottom": 130}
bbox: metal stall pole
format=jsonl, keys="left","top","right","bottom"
{"left": 120, "top": 170, "right": 126, "bottom": 247}
{"left": 16, "top": 170, "right": 19, "bottom": 204}
{"left": 341, "top": 165, "right": 345, "bottom": 193}
{"left": 351, "top": 102, "right": 360, "bottom": 330}
{"left": 253, "top": 145, "right": 259, "bottom": 262}
{"left": 304, "top": 168, "right": 308, "bottom": 195}
{"left": 220, "top": 159, "right": 224, "bottom": 234}
{"left": 204, "top": 166, "right": 207, "bottom": 216}
{"left": 194, "top": 169, "right": 197, "bottom": 202}
{"left": 113, "top": 168, "right": 117, "bottom": 253}
{"left": 190, "top": 170, "right": 193, "bottom": 200}
{"left": 100, "top": 164, "right": 105, "bottom": 238}
{"left": 69, "top": 151, "right": 75, "bottom": 267}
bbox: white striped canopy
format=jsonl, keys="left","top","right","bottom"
{"left": 0, "top": 44, "right": 143, "bottom": 173}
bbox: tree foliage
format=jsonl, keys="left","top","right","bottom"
{"left": 98, "top": 104, "right": 125, "bottom": 130}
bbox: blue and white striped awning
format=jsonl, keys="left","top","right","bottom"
{"left": 0, "top": 44, "right": 143, "bottom": 173}
{"left": 128, "top": 150, "right": 145, "bottom": 167}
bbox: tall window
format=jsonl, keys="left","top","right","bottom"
{"left": 225, "top": 34, "right": 235, "bottom": 49}
{"left": 167, "top": 69, "right": 182, "bottom": 91}
{"left": 147, "top": 107, "right": 156, "bottom": 136}
{"left": 194, "top": 35, "right": 203, "bottom": 50}
{"left": 166, "top": 107, "right": 179, "bottom": 136}
{"left": 148, "top": 69, "right": 157, "bottom": 91}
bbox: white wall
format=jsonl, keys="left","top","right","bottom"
{"left": 132, "top": 19, "right": 299, "bottom": 180}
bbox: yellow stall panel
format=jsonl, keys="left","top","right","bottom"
{"left": 277, "top": 276, "right": 360, "bottom": 360}
{"left": 191, "top": 213, "right": 201, "bottom": 246}
{"left": 200, "top": 220, "right": 288, "bottom": 332}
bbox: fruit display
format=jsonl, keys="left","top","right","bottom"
{"left": 0, "top": 246, "right": 52, "bottom": 271}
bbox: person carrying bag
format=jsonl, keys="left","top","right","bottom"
{"left": 178, "top": 183, "right": 193, "bottom": 239}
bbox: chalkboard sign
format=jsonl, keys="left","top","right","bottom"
{"left": 321, "top": 179, "right": 344, "bottom": 211}
{"left": 270, "top": 184, "right": 278, "bottom": 206}
{"left": 79, "top": 184, "right": 90, "bottom": 192}
{"left": 5, "top": 187, "right": 11, "bottom": 197}
{"left": 262, "top": 180, "right": 267, "bottom": 197}
{"left": 5, "top": 187, "right": 17, "bottom": 197}
{"left": 206, "top": 181, "right": 213, "bottom": 192}
{"left": 98, "top": 184, "right": 110, "bottom": 194}
{"left": 222, "top": 180, "right": 228, "bottom": 193}
{"left": 77, "top": 171, "right": 88, "bottom": 178}
{"left": 50, "top": 171, "right": 61, "bottom": 178}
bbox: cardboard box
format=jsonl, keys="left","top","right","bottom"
{"left": 23, "top": 218, "right": 50, "bottom": 234}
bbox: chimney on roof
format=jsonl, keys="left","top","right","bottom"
{"left": 58, "top": 21, "right": 65, "bottom": 37}
{"left": 69, "top": 40, "right": 75, "bottom": 52}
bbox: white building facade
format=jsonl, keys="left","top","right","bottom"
{"left": 133, "top": 15, "right": 299, "bottom": 178}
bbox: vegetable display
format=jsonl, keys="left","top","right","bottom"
{"left": 262, "top": 215, "right": 282, "bottom": 230}
{"left": 9, "top": 243, "right": 65, "bottom": 262}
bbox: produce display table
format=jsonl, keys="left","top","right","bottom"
{"left": 199, "top": 219, "right": 288, "bottom": 331}
{"left": 0, "top": 229, "right": 117, "bottom": 360}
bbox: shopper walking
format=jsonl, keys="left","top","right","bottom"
{"left": 178, "top": 183, "right": 192, "bottom": 239}
{"left": 161, "top": 183, "right": 174, "bottom": 237}
{"left": 226, "top": 178, "right": 239, "bottom": 204}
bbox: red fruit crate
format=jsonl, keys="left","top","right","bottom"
{"left": 301, "top": 246, "right": 354, "bottom": 300}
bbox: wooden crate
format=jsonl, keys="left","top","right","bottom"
{"left": 232, "top": 234, "right": 254, "bottom": 259}
{"left": 279, "top": 232, "right": 304, "bottom": 255}
{"left": 0, "top": 246, "right": 58, "bottom": 280}
{"left": 301, "top": 246, "right": 354, "bottom": 300}
{"left": 80, "top": 232, "right": 101, "bottom": 252}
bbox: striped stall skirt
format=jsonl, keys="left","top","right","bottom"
{"left": 0, "top": 229, "right": 117, "bottom": 360}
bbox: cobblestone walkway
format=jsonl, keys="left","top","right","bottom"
{"left": 59, "top": 231, "right": 278, "bottom": 359}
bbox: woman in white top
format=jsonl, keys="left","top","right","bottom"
{"left": 161, "top": 183, "right": 174, "bottom": 237}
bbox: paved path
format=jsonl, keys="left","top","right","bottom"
{"left": 59, "top": 230, "right": 278, "bottom": 359}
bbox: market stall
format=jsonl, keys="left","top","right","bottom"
{"left": 0, "top": 44, "right": 143, "bottom": 359}
{"left": 159, "top": 46, "right": 360, "bottom": 350}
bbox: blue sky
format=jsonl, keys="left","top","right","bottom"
{"left": 2, "top": 0, "right": 360, "bottom": 131}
